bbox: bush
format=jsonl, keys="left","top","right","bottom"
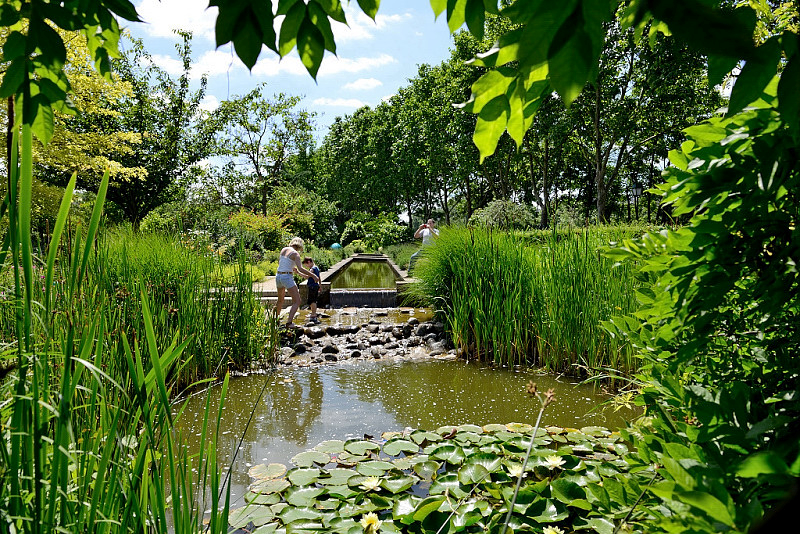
{"left": 469, "top": 200, "right": 538, "bottom": 230}
{"left": 340, "top": 212, "right": 406, "bottom": 249}
{"left": 228, "top": 209, "right": 288, "bottom": 252}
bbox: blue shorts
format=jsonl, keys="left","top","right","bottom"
{"left": 275, "top": 273, "right": 296, "bottom": 289}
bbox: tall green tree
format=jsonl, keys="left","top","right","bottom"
{"left": 215, "top": 85, "right": 315, "bottom": 216}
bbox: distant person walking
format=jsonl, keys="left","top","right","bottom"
{"left": 276, "top": 237, "right": 320, "bottom": 328}
{"left": 409, "top": 218, "right": 439, "bottom": 274}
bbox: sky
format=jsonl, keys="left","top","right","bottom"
{"left": 124, "top": 0, "right": 457, "bottom": 139}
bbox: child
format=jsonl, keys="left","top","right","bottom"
{"left": 301, "top": 257, "right": 322, "bottom": 323}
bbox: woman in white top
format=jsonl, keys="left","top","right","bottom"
{"left": 276, "top": 237, "right": 320, "bottom": 327}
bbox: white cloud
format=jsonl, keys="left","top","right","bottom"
{"left": 380, "top": 94, "right": 395, "bottom": 102}
{"left": 342, "top": 78, "right": 383, "bottom": 91}
{"left": 199, "top": 95, "right": 219, "bottom": 112}
{"left": 332, "top": 6, "right": 412, "bottom": 42}
{"left": 146, "top": 54, "right": 184, "bottom": 76}
{"left": 312, "top": 97, "right": 367, "bottom": 109}
{"left": 252, "top": 53, "right": 396, "bottom": 77}
{"left": 134, "top": 0, "right": 218, "bottom": 41}
{"left": 194, "top": 49, "right": 241, "bottom": 78}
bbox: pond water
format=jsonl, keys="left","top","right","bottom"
{"left": 176, "top": 358, "right": 636, "bottom": 510}
{"left": 330, "top": 261, "right": 397, "bottom": 289}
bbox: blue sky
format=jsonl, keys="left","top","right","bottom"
{"left": 125, "top": 1, "right": 456, "bottom": 137}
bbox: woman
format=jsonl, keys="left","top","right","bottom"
{"left": 275, "top": 237, "right": 320, "bottom": 327}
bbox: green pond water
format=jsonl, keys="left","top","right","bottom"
{"left": 330, "top": 260, "right": 397, "bottom": 289}
{"left": 177, "top": 357, "right": 637, "bottom": 510}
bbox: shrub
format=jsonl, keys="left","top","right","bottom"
{"left": 228, "top": 209, "right": 288, "bottom": 252}
{"left": 340, "top": 212, "right": 406, "bottom": 249}
{"left": 469, "top": 200, "right": 538, "bottom": 230}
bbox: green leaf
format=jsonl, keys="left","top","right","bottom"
{"left": 233, "top": 15, "right": 264, "bottom": 69}
{"left": 279, "top": 0, "right": 306, "bottom": 56}
{"left": 412, "top": 495, "right": 446, "bottom": 521}
{"left": 676, "top": 491, "right": 734, "bottom": 526}
{"left": 2, "top": 31, "right": 26, "bottom": 62}
{"left": 381, "top": 475, "right": 417, "bottom": 494}
{"left": 383, "top": 439, "right": 419, "bottom": 456}
{"left": 229, "top": 505, "right": 275, "bottom": 529}
{"left": 429, "top": 444, "right": 467, "bottom": 465}
{"left": 318, "top": 468, "right": 356, "bottom": 486}
{"left": 474, "top": 95, "right": 510, "bottom": 161}
{"left": 356, "top": 460, "right": 395, "bottom": 476}
{"left": 250, "top": 463, "right": 288, "bottom": 480}
{"left": 307, "top": 1, "right": 336, "bottom": 53}
{"left": 412, "top": 460, "right": 440, "bottom": 480}
{"left": 214, "top": 0, "right": 248, "bottom": 47}
{"left": 0, "top": 58, "right": 27, "bottom": 99}
{"left": 297, "top": 17, "right": 325, "bottom": 78}
{"left": 357, "top": 0, "right": 380, "bottom": 20}
{"left": 728, "top": 37, "right": 781, "bottom": 115}
{"left": 550, "top": 478, "right": 586, "bottom": 504}
{"left": 778, "top": 54, "right": 800, "bottom": 129}
{"left": 292, "top": 450, "right": 331, "bottom": 467}
{"left": 708, "top": 54, "right": 739, "bottom": 87}
{"left": 548, "top": 10, "right": 593, "bottom": 106}
{"left": 736, "top": 452, "right": 790, "bottom": 477}
{"left": 464, "top": 0, "right": 485, "bottom": 40}
{"left": 344, "top": 440, "right": 381, "bottom": 455}
{"left": 314, "top": 0, "right": 347, "bottom": 23}
{"left": 285, "top": 486, "right": 326, "bottom": 507}
{"left": 287, "top": 467, "right": 322, "bottom": 485}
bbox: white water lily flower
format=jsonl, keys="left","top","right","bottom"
{"left": 507, "top": 462, "right": 524, "bottom": 478}
{"left": 544, "top": 454, "right": 566, "bottom": 470}
{"left": 360, "top": 512, "right": 382, "bottom": 533}
{"left": 359, "top": 476, "right": 382, "bottom": 491}
{"left": 542, "top": 527, "right": 564, "bottom": 534}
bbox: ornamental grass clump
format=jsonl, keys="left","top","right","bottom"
{"left": 409, "top": 226, "right": 640, "bottom": 378}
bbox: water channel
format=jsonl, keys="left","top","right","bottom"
{"left": 329, "top": 260, "right": 398, "bottom": 289}
{"left": 177, "top": 355, "right": 636, "bottom": 509}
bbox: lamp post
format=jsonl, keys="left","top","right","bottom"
{"left": 632, "top": 184, "right": 643, "bottom": 220}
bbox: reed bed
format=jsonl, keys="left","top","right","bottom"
{"left": 0, "top": 125, "right": 270, "bottom": 531}
{"left": 410, "top": 226, "right": 641, "bottom": 378}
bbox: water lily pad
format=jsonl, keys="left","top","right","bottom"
{"left": 393, "top": 494, "right": 421, "bottom": 525}
{"left": 456, "top": 424, "right": 483, "bottom": 433}
{"left": 249, "top": 463, "right": 288, "bottom": 481}
{"left": 545, "top": 426, "right": 565, "bottom": 434}
{"left": 287, "top": 467, "right": 321, "bottom": 486}
{"left": 252, "top": 523, "right": 278, "bottom": 534}
{"left": 251, "top": 478, "right": 290, "bottom": 495}
{"left": 284, "top": 520, "right": 323, "bottom": 534}
{"left": 292, "top": 450, "right": 331, "bottom": 467}
{"left": 527, "top": 498, "right": 569, "bottom": 523}
{"left": 506, "top": 422, "right": 533, "bottom": 433}
{"left": 380, "top": 475, "right": 417, "bottom": 494}
{"left": 410, "top": 430, "right": 441, "bottom": 445}
{"left": 356, "top": 460, "right": 396, "bottom": 476}
{"left": 430, "top": 474, "right": 470, "bottom": 499}
{"left": 463, "top": 452, "right": 503, "bottom": 473}
{"left": 566, "top": 432, "right": 591, "bottom": 444}
{"left": 325, "top": 484, "right": 358, "bottom": 500}
{"left": 392, "top": 457, "right": 412, "bottom": 470}
{"left": 319, "top": 468, "right": 357, "bottom": 486}
{"left": 344, "top": 439, "right": 380, "bottom": 455}
{"left": 458, "top": 463, "right": 490, "bottom": 485}
{"left": 333, "top": 452, "right": 367, "bottom": 467}
{"left": 278, "top": 506, "right": 323, "bottom": 524}
{"left": 245, "top": 491, "right": 281, "bottom": 505}
{"left": 383, "top": 439, "right": 419, "bottom": 456}
{"left": 412, "top": 460, "right": 440, "bottom": 480}
{"left": 436, "top": 425, "right": 459, "bottom": 436}
{"left": 314, "top": 440, "right": 346, "bottom": 454}
{"left": 581, "top": 425, "right": 611, "bottom": 437}
{"left": 229, "top": 505, "right": 275, "bottom": 528}
{"left": 412, "top": 495, "right": 446, "bottom": 521}
{"left": 284, "top": 486, "right": 326, "bottom": 507}
{"left": 482, "top": 423, "right": 507, "bottom": 433}
{"left": 381, "top": 431, "right": 404, "bottom": 440}
{"left": 454, "top": 431, "right": 483, "bottom": 445}
{"left": 429, "top": 444, "right": 466, "bottom": 465}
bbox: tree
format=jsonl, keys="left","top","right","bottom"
{"left": 215, "top": 85, "right": 315, "bottom": 216}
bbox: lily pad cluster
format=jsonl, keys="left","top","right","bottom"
{"left": 228, "top": 424, "right": 649, "bottom": 533}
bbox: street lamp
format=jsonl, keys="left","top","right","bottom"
{"left": 632, "top": 184, "right": 643, "bottom": 220}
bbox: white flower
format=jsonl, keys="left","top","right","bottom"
{"left": 507, "top": 462, "right": 524, "bottom": 478}
{"left": 542, "top": 527, "right": 564, "bottom": 534}
{"left": 360, "top": 512, "right": 382, "bottom": 533}
{"left": 543, "top": 454, "right": 566, "bottom": 470}
{"left": 359, "top": 476, "right": 382, "bottom": 491}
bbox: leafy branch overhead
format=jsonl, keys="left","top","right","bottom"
{"left": 4, "top": 0, "right": 795, "bottom": 158}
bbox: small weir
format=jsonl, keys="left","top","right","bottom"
{"left": 319, "top": 253, "right": 407, "bottom": 308}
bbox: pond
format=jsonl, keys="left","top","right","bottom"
{"left": 177, "top": 357, "right": 636, "bottom": 510}
{"left": 330, "top": 260, "right": 398, "bottom": 289}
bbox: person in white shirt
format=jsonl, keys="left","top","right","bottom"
{"left": 409, "top": 218, "right": 439, "bottom": 274}
{"left": 275, "top": 237, "right": 320, "bottom": 328}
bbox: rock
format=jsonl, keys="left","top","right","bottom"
{"left": 280, "top": 347, "right": 293, "bottom": 360}
{"left": 293, "top": 343, "right": 308, "bottom": 354}
{"left": 306, "top": 326, "right": 327, "bottom": 339}
{"left": 368, "top": 336, "right": 383, "bottom": 346}
{"left": 402, "top": 324, "right": 413, "bottom": 338}
{"left": 368, "top": 319, "right": 381, "bottom": 325}
{"left": 346, "top": 335, "right": 356, "bottom": 343}
{"left": 312, "top": 356, "right": 324, "bottom": 363}
{"left": 416, "top": 323, "right": 436, "bottom": 337}
{"left": 351, "top": 350, "right": 362, "bottom": 358}
{"left": 385, "top": 342, "right": 399, "bottom": 350}
{"left": 433, "top": 322, "right": 445, "bottom": 334}
{"left": 407, "top": 317, "right": 420, "bottom": 326}
{"left": 324, "top": 353, "right": 339, "bottom": 361}
{"left": 429, "top": 348, "right": 445, "bottom": 356}
{"left": 322, "top": 343, "right": 340, "bottom": 354}
{"left": 423, "top": 333, "right": 438, "bottom": 343}
{"left": 370, "top": 347, "right": 382, "bottom": 358}
{"left": 391, "top": 327, "right": 403, "bottom": 339}
{"left": 372, "top": 310, "right": 388, "bottom": 317}
{"left": 326, "top": 324, "right": 346, "bottom": 336}
{"left": 407, "top": 337, "right": 421, "bottom": 347}
{"left": 366, "top": 324, "right": 380, "bottom": 334}
{"left": 427, "top": 340, "right": 446, "bottom": 352}
{"left": 358, "top": 341, "right": 369, "bottom": 350}
{"left": 380, "top": 324, "right": 394, "bottom": 333}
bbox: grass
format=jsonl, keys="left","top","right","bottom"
{"left": 0, "top": 124, "right": 274, "bottom": 531}
{"left": 408, "top": 226, "right": 641, "bottom": 380}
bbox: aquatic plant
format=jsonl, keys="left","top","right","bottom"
{"left": 409, "top": 226, "right": 640, "bottom": 379}
{"left": 227, "top": 422, "right": 648, "bottom": 533}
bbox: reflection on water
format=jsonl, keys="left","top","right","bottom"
{"left": 176, "top": 359, "right": 637, "bottom": 508}
{"left": 330, "top": 261, "right": 398, "bottom": 289}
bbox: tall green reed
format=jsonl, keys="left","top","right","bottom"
{"left": 410, "top": 226, "right": 641, "bottom": 380}
{"left": 0, "top": 123, "right": 234, "bottom": 531}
